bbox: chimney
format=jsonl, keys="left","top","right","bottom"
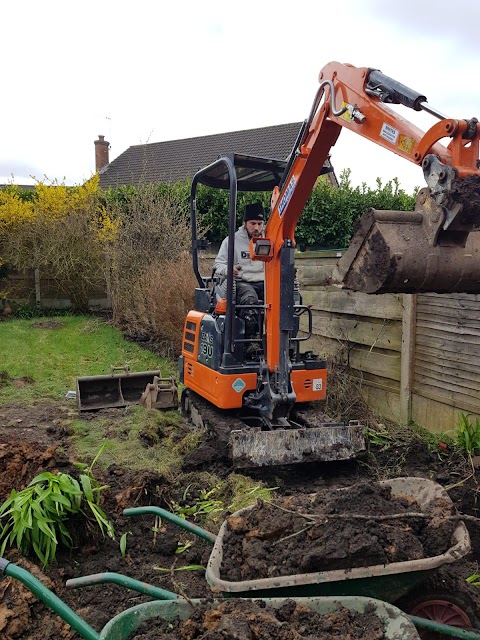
{"left": 94, "top": 135, "right": 110, "bottom": 172}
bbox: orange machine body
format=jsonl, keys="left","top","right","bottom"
{"left": 181, "top": 311, "right": 327, "bottom": 410}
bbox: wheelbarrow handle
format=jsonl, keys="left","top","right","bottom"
{"left": 67, "top": 572, "right": 179, "bottom": 601}
{"left": 0, "top": 558, "right": 99, "bottom": 640}
{"left": 123, "top": 506, "right": 217, "bottom": 544}
{"left": 409, "top": 615, "right": 480, "bottom": 640}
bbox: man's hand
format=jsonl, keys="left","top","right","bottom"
{"left": 233, "top": 264, "right": 242, "bottom": 278}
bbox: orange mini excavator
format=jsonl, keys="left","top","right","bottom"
{"left": 179, "top": 61, "right": 480, "bottom": 468}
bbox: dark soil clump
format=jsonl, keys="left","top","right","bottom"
{"left": 133, "top": 598, "right": 387, "bottom": 640}
{"left": 221, "top": 482, "right": 455, "bottom": 582}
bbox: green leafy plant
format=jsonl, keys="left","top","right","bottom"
{"left": 455, "top": 413, "right": 480, "bottom": 455}
{"left": 175, "top": 540, "right": 193, "bottom": 555}
{"left": 365, "top": 426, "right": 394, "bottom": 449}
{"left": 0, "top": 447, "right": 114, "bottom": 566}
{"left": 466, "top": 573, "right": 480, "bottom": 587}
{"left": 171, "top": 486, "right": 223, "bottom": 521}
{"left": 119, "top": 531, "right": 130, "bottom": 559}
{"left": 73, "top": 445, "right": 115, "bottom": 539}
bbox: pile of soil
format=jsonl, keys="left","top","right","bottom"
{"left": 133, "top": 598, "right": 387, "bottom": 640}
{"left": 221, "top": 482, "right": 456, "bottom": 582}
{"left": 1, "top": 400, "right": 480, "bottom": 638}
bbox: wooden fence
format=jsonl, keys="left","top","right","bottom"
{"left": 4, "top": 252, "right": 480, "bottom": 433}
{"left": 296, "top": 251, "right": 480, "bottom": 433}
{"left": 0, "top": 268, "right": 110, "bottom": 310}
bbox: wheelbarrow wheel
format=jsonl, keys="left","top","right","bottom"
{"left": 400, "top": 591, "right": 480, "bottom": 639}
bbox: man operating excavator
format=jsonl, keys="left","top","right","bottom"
{"left": 213, "top": 202, "right": 265, "bottom": 339}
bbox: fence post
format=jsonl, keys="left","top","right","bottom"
{"left": 34, "top": 268, "right": 41, "bottom": 307}
{"left": 400, "top": 294, "right": 417, "bottom": 424}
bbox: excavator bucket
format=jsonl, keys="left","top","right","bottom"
{"left": 77, "top": 366, "right": 172, "bottom": 411}
{"left": 139, "top": 375, "right": 179, "bottom": 410}
{"left": 333, "top": 187, "right": 480, "bottom": 295}
{"left": 230, "top": 421, "right": 366, "bottom": 468}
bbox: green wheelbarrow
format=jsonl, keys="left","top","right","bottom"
{"left": 0, "top": 557, "right": 423, "bottom": 640}
{"left": 4, "top": 557, "right": 480, "bottom": 640}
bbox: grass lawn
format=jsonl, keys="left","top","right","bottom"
{"left": 0, "top": 315, "right": 173, "bottom": 403}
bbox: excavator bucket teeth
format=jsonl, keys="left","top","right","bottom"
{"left": 230, "top": 422, "right": 366, "bottom": 468}
{"left": 332, "top": 205, "right": 480, "bottom": 295}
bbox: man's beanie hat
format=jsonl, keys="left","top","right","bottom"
{"left": 244, "top": 202, "right": 265, "bottom": 222}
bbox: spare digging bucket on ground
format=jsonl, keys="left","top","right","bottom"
{"left": 76, "top": 366, "right": 177, "bottom": 411}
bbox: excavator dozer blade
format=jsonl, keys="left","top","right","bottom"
{"left": 333, "top": 206, "right": 480, "bottom": 295}
{"left": 230, "top": 421, "right": 366, "bottom": 468}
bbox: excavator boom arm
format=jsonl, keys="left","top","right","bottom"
{"left": 262, "top": 61, "right": 480, "bottom": 373}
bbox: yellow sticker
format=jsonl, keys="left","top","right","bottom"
{"left": 339, "top": 101, "right": 353, "bottom": 123}
{"left": 398, "top": 135, "right": 415, "bottom": 154}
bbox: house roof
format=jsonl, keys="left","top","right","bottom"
{"left": 99, "top": 122, "right": 337, "bottom": 189}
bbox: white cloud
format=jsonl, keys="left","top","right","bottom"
{"left": 1, "top": 0, "right": 479, "bottom": 193}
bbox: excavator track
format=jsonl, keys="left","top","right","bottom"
{"left": 181, "top": 389, "right": 366, "bottom": 469}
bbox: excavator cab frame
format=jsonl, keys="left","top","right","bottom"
{"left": 180, "top": 152, "right": 365, "bottom": 467}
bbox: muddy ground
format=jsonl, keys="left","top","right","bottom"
{"left": 0, "top": 399, "right": 480, "bottom": 639}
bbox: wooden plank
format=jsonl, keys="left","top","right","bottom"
{"left": 352, "top": 370, "right": 400, "bottom": 393}
{"left": 415, "top": 348, "right": 480, "bottom": 377}
{"left": 298, "top": 333, "right": 347, "bottom": 360}
{"left": 412, "top": 383, "right": 480, "bottom": 415}
{"left": 414, "top": 371, "right": 480, "bottom": 402}
{"left": 417, "top": 304, "right": 480, "bottom": 323}
{"left": 416, "top": 310, "right": 480, "bottom": 331}
{"left": 416, "top": 317, "right": 480, "bottom": 338}
{"left": 416, "top": 325, "right": 480, "bottom": 346}
{"left": 301, "top": 289, "right": 402, "bottom": 320}
{"left": 295, "top": 250, "right": 345, "bottom": 261}
{"left": 420, "top": 292, "right": 480, "bottom": 303}
{"left": 415, "top": 336, "right": 480, "bottom": 358}
{"left": 414, "top": 361, "right": 480, "bottom": 391}
{"left": 400, "top": 294, "right": 416, "bottom": 424}
{"left": 349, "top": 345, "right": 401, "bottom": 381}
{"left": 415, "top": 344, "right": 480, "bottom": 368}
{"left": 361, "top": 385, "right": 401, "bottom": 423}
{"left": 411, "top": 394, "right": 457, "bottom": 434}
{"left": 298, "top": 264, "right": 335, "bottom": 287}
{"left": 306, "top": 310, "right": 402, "bottom": 351}
{"left": 299, "top": 334, "right": 401, "bottom": 386}
{"left": 416, "top": 294, "right": 480, "bottom": 311}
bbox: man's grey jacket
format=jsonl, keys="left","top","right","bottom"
{"left": 214, "top": 226, "right": 264, "bottom": 284}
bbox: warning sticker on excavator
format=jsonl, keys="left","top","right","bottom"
{"left": 398, "top": 135, "right": 415, "bottom": 154}
{"left": 278, "top": 176, "right": 296, "bottom": 217}
{"left": 380, "top": 122, "right": 399, "bottom": 145}
{"left": 339, "top": 102, "right": 353, "bottom": 123}
{"left": 313, "top": 378, "right": 323, "bottom": 392}
{"left": 232, "top": 378, "right": 246, "bottom": 393}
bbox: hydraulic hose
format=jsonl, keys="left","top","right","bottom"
{"left": 0, "top": 558, "right": 100, "bottom": 640}
{"left": 123, "top": 506, "right": 217, "bottom": 544}
{"left": 66, "top": 572, "right": 178, "bottom": 600}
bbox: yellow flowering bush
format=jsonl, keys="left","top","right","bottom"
{"left": 0, "top": 175, "right": 120, "bottom": 311}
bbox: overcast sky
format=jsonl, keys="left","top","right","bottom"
{"left": 2, "top": 0, "right": 479, "bottom": 193}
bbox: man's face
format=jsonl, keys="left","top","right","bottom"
{"left": 245, "top": 220, "right": 264, "bottom": 239}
